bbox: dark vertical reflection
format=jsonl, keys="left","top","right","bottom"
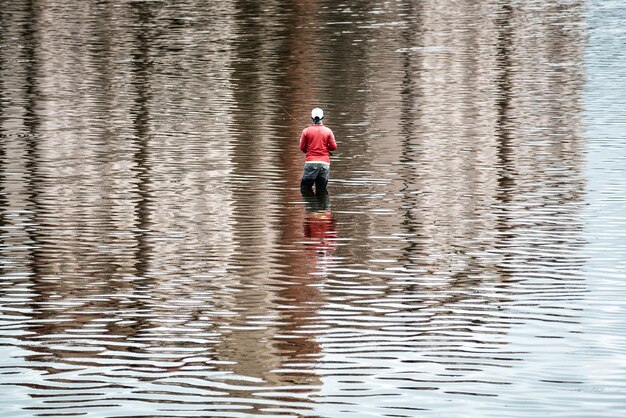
{"left": 397, "top": 0, "right": 425, "bottom": 270}
{"left": 4, "top": 0, "right": 57, "bottom": 379}
{"left": 0, "top": 4, "right": 6, "bottom": 235}
{"left": 491, "top": 1, "right": 517, "bottom": 286}
{"left": 494, "top": 2, "right": 515, "bottom": 205}
{"left": 129, "top": 1, "right": 156, "bottom": 277}
{"left": 21, "top": 0, "right": 42, "bottom": 278}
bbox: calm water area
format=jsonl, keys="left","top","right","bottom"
{"left": 1, "top": 1, "right": 625, "bottom": 417}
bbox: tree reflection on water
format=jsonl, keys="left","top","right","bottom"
{"left": 0, "top": 0, "right": 613, "bottom": 417}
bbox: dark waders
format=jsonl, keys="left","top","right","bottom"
{"left": 300, "top": 163, "right": 330, "bottom": 192}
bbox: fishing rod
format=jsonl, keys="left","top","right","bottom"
{"left": 280, "top": 105, "right": 370, "bottom": 137}
{"left": 279, "top": 105, "right": 303, "bottom": 126}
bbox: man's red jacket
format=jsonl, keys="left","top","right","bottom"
{"left": 300, "top": 124, "right": 337, "bottom": 164}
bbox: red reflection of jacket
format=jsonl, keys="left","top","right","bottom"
{"left": 304, "top": 211, "right": 338, "bottom": 253}
{"left": 300, "top": 124, "right": 337, "bottom": 164}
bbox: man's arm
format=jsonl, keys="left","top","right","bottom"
{"left": 300, "top": 130, "right": 308, "bottom": 153}
{"left": 328, "top": 130, "right": 337, "bottom": 151}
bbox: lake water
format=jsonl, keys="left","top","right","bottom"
{"left": 1, "top": 1, "right": 625, "bottom": 417}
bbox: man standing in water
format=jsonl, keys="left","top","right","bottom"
{"left": 300, "top": 107, "right": 337, "bottom": 192}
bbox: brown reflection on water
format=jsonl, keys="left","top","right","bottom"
{"left": 328, "top": 0, "right": 586, "bottom": 277}
{"left": 313, "top": 1, "right": 586, "bottom": 406}
{"left": 0, "top": 0, "right": 326, "bottom": 412}
{"left": 0, "top": 0, "right": 593, "bottom": 416}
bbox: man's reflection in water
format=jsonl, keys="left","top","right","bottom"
{"left": 301, "top": 189, "right": 338, "bottom": 275}
{"left": 274, "top": 189, "right": 338, "bottom": 371}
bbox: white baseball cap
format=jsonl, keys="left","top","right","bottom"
{"left": 311, "top": 108, "right": 324, "bottom": 119}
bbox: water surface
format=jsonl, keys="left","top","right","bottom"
{"left": 1, "top": 0, "right": 625, "bottom": 417}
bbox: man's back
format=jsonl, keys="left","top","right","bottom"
{"left": 300, "top": 124, "right": 337, "bottom": 164}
